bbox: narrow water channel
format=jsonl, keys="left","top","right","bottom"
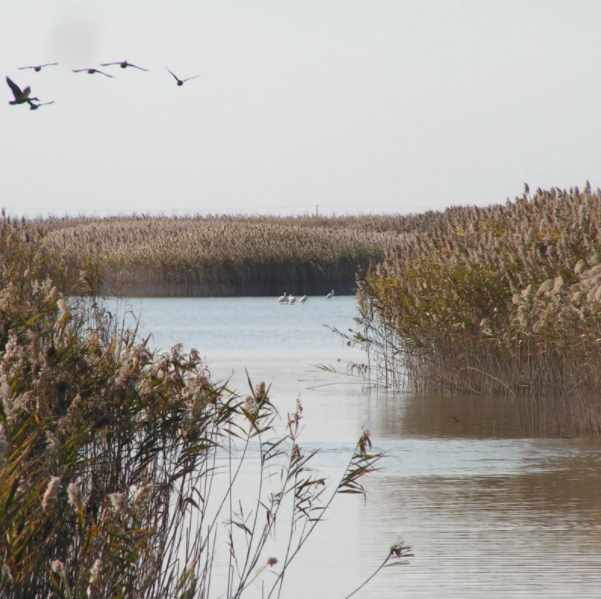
{"left": 114, "top": 296, "right": 601, "bottom": 598}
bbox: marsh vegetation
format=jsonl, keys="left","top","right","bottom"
{"left": 356, "top": 184, "right": 601, "bottom": 433}
{"left": 24, "top": 210, "right": 479, "bottom": 297}
{"left": 36, "top": 214, "right": 414, "bottom": 297}
{"left": 0, "top": 217, "right": 412, "bottom": 598}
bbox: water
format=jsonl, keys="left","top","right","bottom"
{"left": 114, "top": 296, "right": 601, "bottom": 598}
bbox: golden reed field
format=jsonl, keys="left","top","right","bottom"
{"left": 357, "top": 184, "right": 601, "bottom": 433}
{"left": 36, "top": 214, "right": 414, "bottom": 297}
{"left": 5, "top": 186, "right": 601, "bottom": 433}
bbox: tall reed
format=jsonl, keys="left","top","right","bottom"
{"left": 356, "top": 184, "right": 601, "bottom": 434}
{"left": 35, "top": 214, "right": 411, "bottom": 296}
{"left": 0, "top": 216, "right": 412, "bottom": 598}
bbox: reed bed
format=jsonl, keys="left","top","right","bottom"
{"left": 356, "top": 184, "right": 601, "bottom": 434}
{"left": 0, "top": 216, "right": 411, "bottom": 598}
{"left": 35, "top": 214, "right": 415, "bottom": 297}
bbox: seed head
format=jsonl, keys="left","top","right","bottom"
{"left": 57, "top": 298, "right": 70, "bottom": 319}
{"left": 67, "top": 483, "right": 82, "bottom": 510}
{"left": 290, "top": 444, "right": 301, "bottom": 462}
{"left": 89, "top": 558, "right": 102, "bottom": 585}
{"left": 243, "top": 396, "right": 258, "bottom": 415}
{"left": 133, "top": 483, "right": 153, "bottom": 507}
{"left": 108, "top": 492, "right": 127, "bottom": 513}
{"left": 358, "top": 429, "right": 372, "bottom": 456}
{"left": 50, "top": 559, "right": 65, "bottom": 576}
{"left": 389, "top": 541, "right": 414, "bottom": 561}
{"left": 254, "top": 381, "right": 266, "bottom": 401}
{"left": 42, "top": 476, "right": 61, "bottom": 511}
{"left": 46, "top": 430, "right": 60, "bottom": 451}
{"left": 537, "top": 279, "right": 554, "bottom": 296}
{"left": 45, "top": 286, "right": 57, "bottom": 303}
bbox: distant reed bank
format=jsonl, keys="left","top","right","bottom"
{"left": 357, "top": 184, "right": 601, "bottom": 433}
{"left": 34, "top": 214, "right": 426, "bottom": 297}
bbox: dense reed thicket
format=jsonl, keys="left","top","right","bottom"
{"left": 0, "top": 218, "right": 411, "bottom": 598}
{"left": 36, "top": 214, "right": 418, "bottom": 297}
{"left": 357, "top": 184, "right": 601, "bottom": 433}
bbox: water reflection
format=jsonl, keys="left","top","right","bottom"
{"left": 352, "top": 392, "right": 601, "bottom": 598}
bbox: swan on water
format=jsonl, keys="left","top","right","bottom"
{"left": 299, "top": 295, "right": 308, "bottom": 304}
{"left": 288, "top": 295, "right": 296, "bottom": 305}
{"left": 326, "top": 290, "right": 335, "bottom": 300}
{"left": 278, "top": 292, "right": 288, "bottom": 304}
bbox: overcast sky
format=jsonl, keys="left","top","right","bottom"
{"left": 2, "top": 1, "right": 601, "bottom": 218}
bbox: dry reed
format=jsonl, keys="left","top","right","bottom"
{"left": 32, "top": 214, "right": 419, "bottom": 296}
{"left": 356, "top": 184, "right": 601, "bottom": 434}
{"left": 0, "top": 214, "right": 411, "bottom": 598}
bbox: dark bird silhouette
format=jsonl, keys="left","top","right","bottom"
{"left": 18, "top": 63, "right": 59, "bottom": 72}
{"left": 166, "top": 67, "right": 200, "bottom": 86}
{"left": 73, "top": 68, "right": 113, "bottom": 78}
{"left": 100, "top": 60, "right": 148, "bottom": 71}
{"left": 6, "top": 77, "right": 39, "bottom": 105}
{"left": 28, "top": 101, "right": 55, "bottom": 111}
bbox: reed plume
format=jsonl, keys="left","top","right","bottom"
{"left": 356, "top": 184, "right": 601, "bottom": 434}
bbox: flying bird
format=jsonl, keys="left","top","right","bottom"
{"left": 166, "top": 67, "right": 200, "bottom": 86}
{"left": 100, "top": 60, "right": 148, "bottom": 71}
{"left": 6, "top": 77, "right": 39, "bottom": 105}
{"left": 73, "top": 68, "right": 113, "bottom": 78}
{"left": 28, "top": 101, "right": 55, "bottom": 111}
{"left": 18, "top": 63, "right": 59, "bottom": 72}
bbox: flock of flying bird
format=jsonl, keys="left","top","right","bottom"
{"left": 6, "top": 60, "right": 200, "bottom": 110}
{"left": 278, "top": 290, "right": 335, "bottom": 304}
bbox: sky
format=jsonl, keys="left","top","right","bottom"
{"left": 2, "top": 0, "right": 601, "bottom": 218}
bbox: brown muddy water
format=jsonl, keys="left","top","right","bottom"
{"left": 115, "top": 296, "right": 601, "bottom": 598}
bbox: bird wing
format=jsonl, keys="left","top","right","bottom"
{"left": 166, "top": 67, "right": 180, "bottom": 81}
{"left": 97, "top": 70, "right": 113, "bottom": 77}
{"left": 182, "top": 75, "right": 200, "bottom": 82}
{"left": 100, "top": 62, "right": 121, "bottom": 66}
{"left": 72, "top": 69, "right": 86, "bottom": 72}
{"left": 17, "top": 66, "right": 35, "bottom": 70}
{"left": 129, "top": 63, "right": 149, "bottom": 71}
{"left": 41, "top": 63, "right": 59, "bottom": 67}
{"left": 6, "top": 77, "right": 22, "bottom": 99}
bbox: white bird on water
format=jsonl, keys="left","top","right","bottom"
{"left": 326, "top": 290, "right": 335, "bottom": 300}
{"left": 299, "top": 295, "right": 308, "bottom": 304}
{"left": 288, "top": 295, "right": 297, "bottom": 305}
{"left": 278, "top": 292, "right": 288, "bottom": 304}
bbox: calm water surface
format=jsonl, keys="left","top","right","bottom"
{"left": 117, "top": 296, "right": 601, "bottom": 598}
